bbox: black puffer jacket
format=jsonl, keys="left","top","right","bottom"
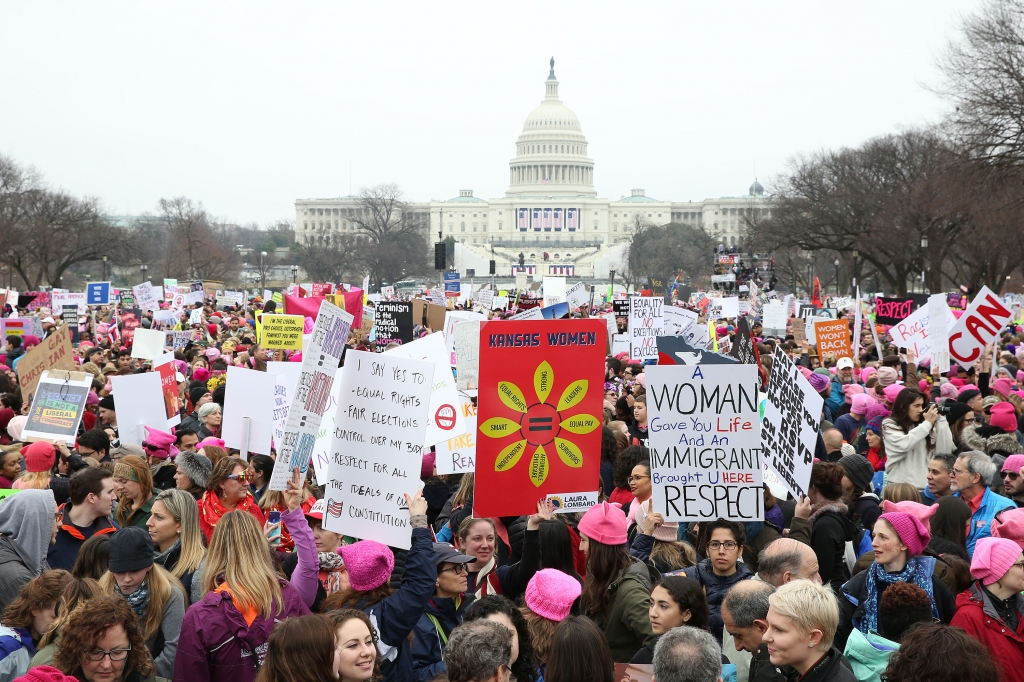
{"left": 681, "top": 558, "right": 754, "bottom": 645}
{"left": 810, "top": 506, "right": 857, "bottom": 594}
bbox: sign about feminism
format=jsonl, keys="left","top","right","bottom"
{"left": 646, "top": 364, "right": 763, "bottom": 522}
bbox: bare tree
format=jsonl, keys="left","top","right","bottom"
{"left": 158, "top": 197, "right": 241, "bottom": 281}
{"left": 351, "top": 184, "right": 430, "bottom": 288}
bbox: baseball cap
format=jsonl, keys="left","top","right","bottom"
{"left": 433, "top": 542, "right": 475, "bottom": 566}
{"left": 837, "top": 357, "right": 854, "bottom": 370}
{"left": 305, "top": 499, "right": 326, "bottom": 521}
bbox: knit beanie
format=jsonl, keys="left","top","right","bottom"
{"left": 338, "top": 540, "right": 395, "bottom": 591}
{"left": 881, "top": 500, "right": 939, "bottom": 525}
{"left": 108, "top": 527, "right": 155, "bottom": 573}
{"left": 143, "top": 426, "right": 175, "bottom": 460}
{"left": 882, "top": 384, "right": 904, "bottom": 404}
{"left": 941, "top": 401, "right": 973, "bottom": 426}
{"left": 995, "top": 378, "right": 1015, "bottom": 398}
{"left": 878, "top": 512, "right": 931, "bottom": 556}
{"left": 860, "top": 367, "right": 877, "bottom": 384}
{"left": 971, "top": 537, "right": 1023, "bottom": 586}
{"left": 1002, "top": 454, "right": 1024, "bottom": 475}
{"left": 192, "top": 367, "right": 211, "bottom": 383}
{"left": 866, "top": 415, "right": 884, "bottom": 436}
{"left": 989, "top": 403, "right": 1018, "bottom": 433}
{"left": 992, "top": 508, "right": 1024, "bottom": 550}
{"left": 189, "top": 386, "right": 210, "bottom": 407}
{"left": 13, "top": 666, "right": 80, "bottom": 682}
{"left": 843, "top": 383, "right": 866, "bottom": 405}
{"left": 175, "top": 451, "right": 212, "bottom": 488}
{"left": 807, "top": 372, "right": 830, "bottom": 394}
{"left": 578, "top": 501, "right": 628, "bottom": 545}
{"left": 20, "top": 442, "right": 55, "bottom": 473}
{"left": 850, "top": 393, "right": 871, "bottom": 416}
{"left": 838, "top": 454, "right": 874, "bottom": 492}
{"left": 525, "top": 569, "right": 582, "bottom": 622}
{"left": 876, "top": 367, "right": 898, "bottom": 387}
{"left": 959, "top": 384, "right": 980, "bottom": 396}
{"left": 939, "top": 382, "right": 959, "bottom": 402}
{"left": 98, "top": 395, "right": 115, "bottom": 411}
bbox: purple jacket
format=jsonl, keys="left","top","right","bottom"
{"left": 173, "top": 578, "right": 310, "bottom": 682}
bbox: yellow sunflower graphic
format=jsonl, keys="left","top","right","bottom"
{"left": 479, "top": 360, "right": 600, "bottom": 487}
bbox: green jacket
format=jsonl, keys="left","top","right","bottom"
{"left": 586, "top": 558, "right": 654, "bottom": 663}
{"left": 842, "top": 629, "right": 898, "bottom": 682}
{"left": 126, "top": 495, "right": 155, "bottom": 529}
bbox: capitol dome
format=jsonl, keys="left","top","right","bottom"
{"left": 507, "top": 58, "right": 596, "bottom": 198}
{"left": 749, "top": 179, "right": 765, "bottom": 196}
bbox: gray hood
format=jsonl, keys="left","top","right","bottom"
{"left": 0, "top": 489, "right": 56, "bottom": 573}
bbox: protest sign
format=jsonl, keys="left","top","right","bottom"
{"left": 628, "top": 297, "right": 664, "bottom": 361}
{"left": 761, "top": 347, "right": 823, "bottom": 498}
{"left": 121, "top": 309, "right": 142, "bottom": 346}
{"left": 830, "top": 296, "right": 852, "bottom": 312}
{"left": 0, "top": 318, "right": 28, "bottom": 340}
{"left": 887, "top": 302, "right": 957, "bottom": 363}
{"left": 612, "top": 300, "right": 630, "bottom": 317}
{"left": 61, "top": 306, "right": 79, "bottom": 345}
{"left": 223, "top": 367, "right": 277, "bottom": 458}
{"left": 663, "top": 307, "right": 699, "bottom": 337}
{"left": 646, "top": 364, "right": 762, "bottom": 521}
{"left": 384, "top": 331, "right": 466, "bottom": 447}
{"left": 444, "top": 271, "right": 461, "bottom": 297}
{"left": 188, "top": 308, "right": 203, "bottom": 325}
{"left": 130, "top": 328, "right": 166, "bottom": 360}
{"left": 656, "top": 335, "right": 739, "bottom": 366}
{"left": 814, "top": 319, "right": 852, "bottom": 362}
{"left": 308, "top": 378, "right": 344, "bottom": 482}
{"left": 261, "top": 314, "right": 305, "bottom": 350}
{"left": 873, "top": 297, "right": 915, "bottom": 326}
{"left": 373, "top": 302, "right": 413, "bottom": 351}
{"left": 730, "top": 317, "right": 760, "bottom": 367}
{"left": 476, "top": 289, "right": 494, "bottom": 310}
{"left": 492, "top": 295, "right": 509, "bottom": 311}
{"left": 453, "top": 320, "right": 481, "bottom": 393}
{"left": 52, "top": 291, "right": 87, "bottom": 315}
{"left": 269, "top": 300, "right": 353, "bottom": 490}
{"left": 707, "top": 296, "right": 739, "bottom": 320}
{"left": 444, "top": 311, "right": 487, "bottom": 366}
{"left": 323, "top": 350, "right": 432, "bottom": 549}
{"left": 541, "top": 302, "right": 569, "bottom": 320}
{"left": 510, "top": 307, "right": 543, "bottom": 321}
{"left": 110, "top": 372, "right": 170, "bottom": 445}
{"left": 86, "top": 282, "right": 111, "bottom": 305}
{"left": 18, "top": 325, "right": 75, "bottom": 405}
{"left": 566, "top": 282, "right": 588, "bottom": 311}
{"left": 474, "top": 319, "right": 605, "bottom": 517}
{"left": 542, "top": 276, "right": 566, "bottom": 307}
{"left": 435, "top": 400, "right": 477, "bottom": 475}
{"left": 611, "top": 334, "right": 630, "bottom": 357}
{"left": 154, "top": 354, "right": 182, "bottom": 426}
{"left": 948, "top": 285, "right": 1014, "bottom": 369}
{"left": 22, "top": 371, "right": 91, "bottom": 445}
{"left": 928, "top": 293, "right": 951, "bottom": 373}
{"left": 132, "top": 282, "right": 159, "bottom": 311}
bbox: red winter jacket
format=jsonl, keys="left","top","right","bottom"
{"left": 951, "top": 581, "right": 1024, "bottom": 682}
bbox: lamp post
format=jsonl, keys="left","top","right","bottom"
{"left": 140, "top": 263, "right": 148, "bottom": 282}
{"left": 920, "top": 236, "right": 928, "bottom": 294}
{"left": 291, "top": 264, "right": 298, "bottom": 284}
{"left": 851, "top": 249, "right": 858, "bottom": 294}
{"left": 102, "top": 255, "right": 108, "bottom": 282}
{"left": 609, "top": 269, "right": 616, "bottom": 298}
{"left": 260, "top": 251, "right": 267, "bottom": 290}
{"left": 834, "top": 259, "right": 840, "bottom": 296}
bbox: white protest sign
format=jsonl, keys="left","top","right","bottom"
{"left": 324, "top": 351, "right": 432, "bottom": 549}
{"left": 647, "top": 364, "right": 763, "bottom": 522}
{"left": 271, "top": 375, "right": 290, "bottom": 453}
{"left": 168, "top": 331, "right": 191, "bottom": 351}
{"left": 612, "top": 334, "right": 630, "bottom": 356}
{"left": 510, "top": 307, "right": 543, "bottom": 321}
{"left": 887, "top": 302, "right": 957, "bottom": 363}
{"left": 830, "top": 296, "right": 852, "bottom": 312}
{"left": 188, "top": 309, "right": 203, "bottom": 325}
{"left": 628, "top": 296, "right": 664, "bottom": 360}
{"left": 183, "top": 290, "right": 205, "bottom": 306}
{"left": 453, "top": 320, "right": 481, "bottom": 393}
{"left": 928, "top": 293, "right": 951, "bottom": 373}
{"left": 384, "top": 331, "right": 466, "bottom": 447}
{"left": 267, "top": 361, "right": 303, "bottom": 396}
{"left": 707, "top": 296, "right": 739, "bottom": 320}
{"left": 429, "top": 289, "right": 446, "bottom": 306}
{"left": 152, "top": 310, "right": 178, "bottom": 326}
{"left": 491, "top": 295, "right": 509, "bottom": 311}
{"left": 476, "top": 289, "right": 494, "bottom": 310}
{"left": 310, "top": 378, "right": 344, "bottom": 482}
{"left": 435, "top": 400, "right": 477, "bottom": 475}
{"left": 52, "top": 292, "right": 87, "bottom": 315}
{"left": 222, "top": 366, "right": 277, "bottom": 458}
{"left": 269, "top": 300, "right": 353, "bottom": 490}
{"left": 381, "top": 286, "right": 395, "bottom": 299}
{"left": 133, "top": 282, "right": 159, "bottom": 311}
{"left": 566, "top": 281, "right": 589, "bottom": 311}
{"left": 444, "top": 311, "right": 486, "bottom": 366}
{"left": 948, "top": 285, "right": 1014, "bottom": 369}
{"left": 762, "top": 301, "right": 788, "bottom": 335}
{"left": 761, "top": 347, "right": 823, "bottom": 498}
{"left": 543, "top": 276, "right": 566, "bottom": 307}
{"left": 130, "top": 328, "right": 167, "bottom": 360}
{"left": 110, "top": 372, "right": 171, "bottom": 444}
{"left": 663, "top": 307, "right": 699, "bottom": 336}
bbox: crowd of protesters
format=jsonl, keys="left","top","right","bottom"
{"left": 0, "top": 290, "right": 1019, "bottom": 682}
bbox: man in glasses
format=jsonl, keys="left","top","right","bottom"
{"left": 1001, "top": 455, "right": 1024, "bottom": 508}
{"left": 951, "top": 451, "right": 1016, "bottom": 558}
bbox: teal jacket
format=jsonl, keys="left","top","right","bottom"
{"left": 843, "top": 629, "right": 897, "bottom": 682}
{"left": 962, "top": 487, "right": 1015, "bottom": 558}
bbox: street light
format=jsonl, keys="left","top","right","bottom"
{"left": 609, "top": 269, "right": 616, "bottom": 297}
{"left": 834, "top": 259, "right": 840, "bottom": 296}
{"left": 102, "top": 255, "right": 108, "bottom": 282}
{"left": 140, "top": 264, "right": 148, "bottom": 281}
{"left": 260, "top": 251, "right": 268, "bottom": 290}
{"left": 291, "top": 264, "right": 298, "bottom": 284}
{"left": 851, "top": 249, "right": 859, "bottom": 293}
{"left": 920, "top": 236, "right": 928, "bottom": 293}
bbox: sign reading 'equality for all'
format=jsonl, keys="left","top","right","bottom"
{"left": 628, "top": 296, "right": 664, "bottom": 361}
{"left": 646, "top": 364, "right": 763, "bottom": 522}
{"left": 324, "top": 351, "right": 432, "bottom": 550}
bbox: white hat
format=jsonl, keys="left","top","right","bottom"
{"left": 837, "top": 357, "right": 854, "bottom": 370}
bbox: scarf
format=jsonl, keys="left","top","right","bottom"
{"left": 764, "top": 505, "right": 785, "bottom": 534}
{"left": 861, "top": 557, "right": 937, "bottom": 634}
{"left": 199, "top": 489, "right": 262, "bottom": 534}
{"left": 809, "top": 502, "right": 848, "bottom": 523}
{"left": 319, "top": 552, "right": 344, "bottom": 570}
{"left": 470, "top": 556, "right": 501, "bottom": 600}
{"left": 116, "top": 582, "right": 150, "bottom": 620}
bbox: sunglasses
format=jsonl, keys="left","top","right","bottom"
{"left": 141, "top": 442, "right": 162, "bottom": 452}
{"left": 1001, "top": 471, "right": 1020, "bottom": 481}
{"left": 227, "top": 470, "right": 255, "bottom": 484}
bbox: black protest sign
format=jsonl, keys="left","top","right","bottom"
{"left": 730, "top": 317, "right": 766, "bottom": 389}
{"left": 872, "top": 297, "right": 914, "bottom": 326}
{"left": 373, "top": 302, "right": 413, "bottom": 352}
{"left": 62, "top": 305, "right": 79, "bottom": 345}
{"left": 647, "top": 277, "right": 665, "bottom": 296}
{"left": 612, "top": 300, "right": 630, "bottom": 316}
{"left": 656, "top": 334, "right": 739, "bottom": 366}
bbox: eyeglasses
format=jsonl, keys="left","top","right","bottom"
{"left": 708, "top": 541, "right": 738, "bottom": 551}
{"left": 227, "top": 470, "right": 255, "bottom": 484}
{"left": 440, "top": 563, "right": 468, "bottom": 575}
{"left": 1012, "top": 561, "right": 1024, "bottom": 571}
{"left": 141, "top": 442, "right": 162, "bottom": 452}
{"left": 84, "top": 645, "right": 130, "bottom": 662}
{"left": 628, "top": 475, "right": 650, "bottom": 483}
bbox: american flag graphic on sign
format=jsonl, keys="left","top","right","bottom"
{"left": 326, "top": 499, "right": 344, "bottom": 518}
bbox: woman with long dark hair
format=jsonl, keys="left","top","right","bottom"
{"left": 545, "top": 616, "right": 614, "bottom": 682}
{"left": 808, "top": 463, "right": 857, "bottom": 594}
{"left": 630, "top": 575, "right": 710, "bottom": 664}
{"left": 882, "top": 388, "right": 952, "bottom": 489}
{"left": 538, "top": 520, "right": 582, "bottom": 583}
{"left": 256, "top": 614, "right": 340, "bottom": 682}
{"left": 578, "top": 502, "right": 653, "bottom": 662}
{"left": 465, "top": 594, "right": 539, "bottom": 682}
{"left": 929, "top": 495, "right": 972, "bottom": 560}
{"left": 599, "top": 426, "right": 618, "bottom": 499}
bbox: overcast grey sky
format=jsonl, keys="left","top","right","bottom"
{"left": 0, "top": 1, "right": 983, "bottom": 225}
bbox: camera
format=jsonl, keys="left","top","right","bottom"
{"left": 932, "top": 402, "right": 951, "bottom": 416}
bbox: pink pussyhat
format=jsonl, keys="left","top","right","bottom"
{"left": 525, "top": 569, "right": 581, "bottom": 622}
{"left": 881, "top": 500, "right": 938, "bottom": 525}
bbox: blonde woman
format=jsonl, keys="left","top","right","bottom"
{"left": 148, "top": 489, "right": 205, "bottom": 601}
{"left": 112, "top": 455, "right": 156, "bottom": 528}
{"left": 12, "top": 442, "right": 54, "bottom": 490}
{"left": 764, "top": 580, "right": 854, "bottom": 682}
{"left": 99, "top": 527, "right": 187, "bottom": 679}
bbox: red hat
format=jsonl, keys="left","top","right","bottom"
{"left": 20, "top": 441, "right": 55, "bottom": 473}
{"left": 578, "top": 502, "right": 628, "bottom": 545}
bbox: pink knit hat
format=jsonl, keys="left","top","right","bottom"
{"left": 338, "top": 540, "right": 395, "bottom": 591}
{"left": 958, "top": 383, "right": 980, "bottom": 395}
{"left": 843, "top": 383, "right": 866, "bottom": 404}
{"left": 878, "top": 512, "right": 931, "bottom": 556}
{"left": 876, "top": 367, "right": 898, "bottom": 387}
{"left": 850, "top": 393, "right": 872, "bottom": 417}
{"left": 971, "top": 537, "right": 1023, "bottom": 586}
{"left": 992, "top": 508, "right": 1024, "bottom": 550}
{"left": 525, "top": 569, "right": 581, "bottom": 622}
{"left": 882, "top": 384, "right": 904, "bottom": 405}
{"left": 938, "top": 382, "right": 958, "bottom": 402}
{"left": 143, "top": 426, "right": 176, "bottom": 460}
{"left": 995, "top": 378, "right": 1015, "bottom": 398}
{"left": 860, "top": 367, "right": 877, "bottom": 384}
{"left": 989, "top": 402, "right": 1018, "bottom": 433}
{"left": 1002, "top": 455, "right": 1024, "bottom": 475}
{"left": 13, "top": 666, "right": 81, "bottom": 682}
{"left": 578, "top": 502, "right": 628, "bottom": 545}
{"left": 881, "top": 500, "right": 938, "bottom": 525}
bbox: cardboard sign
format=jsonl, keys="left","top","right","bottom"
{"left": 435, "top": 400, "right": 478, "bottom": 475}
{"left": 887, "top": 303, "right": 957, "bottom": 363}
{"left": 873, "top": 297, "right": 915, "bottom": 326}
{"left": 948, "top": 285, "right": 1014, "bottom": 368}
{"left": 110, "top": 372, "right": 171, "bottom": 444}
{"left": 814, "top": 319, "right": 852, "bottom": 362}
{"left": 269, "top": 300, "right": 353, "bottom": 490}
{"left": 761, "top": 347, "right": 823, "bottom": 498}
{"left": 384, "top": 331, "right": 467, "bottom": 447}
{"left": 324, "top": 350, "right": 432, "bottom": 549}
{"left": 261, "top": 314, "right": 305, "bottom": 350}
{"left": 86, "top": 282, "right": 111, "bottom": 305}
{"left": 474, "top": 319, "right": 605, "bottom": 517}
{"left": 373, "top": 302, "right": 414, "bottom": 351}
{"left": 223, "top": 366, "right": 277, "bottom": 458}
{"left": 647, "top": 364, "right": 763, "bottom": 521}
{"left": 18, "top": 324, "right": 75, "bottom": 405}
{"left": 131, "top": 328, "right": 167, "bottom": 360}
{"left": 628, "top": 296, "right": 664, "bottom": 361}
{"left": 22, "top": 371, "right": 91, "bottom": 444}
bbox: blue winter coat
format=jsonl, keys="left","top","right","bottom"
{"left": 410, "top": 594, "right": 472, "bottom": 682}
{"left": 962, "top": 487, "right": 1016, "bottom": 558}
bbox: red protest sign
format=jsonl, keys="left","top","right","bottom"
{"left": 474, "top": 319, "right": 605, "bottom": 516}
{"left": 948, "top": 285, "right": 1013, "bottom": 368}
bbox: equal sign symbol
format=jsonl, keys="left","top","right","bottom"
{"left": 528, "top": 417, "right": 552, "bottom": 432}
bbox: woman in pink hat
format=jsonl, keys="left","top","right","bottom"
{"left": 520, "top": 569, "right": 581, "bottom": 675}
{"left": 577, "top": 501, "right": 653, "bottom": 662}
{"left": 836, "top": 511, "right": 955, "bottom": 651}
{"left": 951, "top": 537, "right": 1024, "bottom": 682}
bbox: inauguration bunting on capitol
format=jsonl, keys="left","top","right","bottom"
{"left": 474, "top": 319, "right": 605, "bottom": 517}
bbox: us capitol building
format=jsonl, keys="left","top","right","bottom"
{"left": 295, "top": 59, "right": 769, "bottom": 279}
